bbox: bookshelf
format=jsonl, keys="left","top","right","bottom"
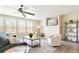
{"left": 64, "top": 20, "right": 79, "bottom": 43}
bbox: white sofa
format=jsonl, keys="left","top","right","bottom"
{"left": 47, "top": 33, "right": 62, "bottom": 47}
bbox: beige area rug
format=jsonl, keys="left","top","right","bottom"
{"left": 29, "top": 39, "right": 57, "bottom": 53}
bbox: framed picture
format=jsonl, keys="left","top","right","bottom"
{"left": 46, "top": 17, "right": 58, "bottom": 26}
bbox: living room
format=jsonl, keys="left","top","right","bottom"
{"left": 0, "top": 5, "right": 79, "bottom": 53}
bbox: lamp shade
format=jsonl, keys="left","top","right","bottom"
{"left": 37, "top": 26, "right": 40, "bottom": 28}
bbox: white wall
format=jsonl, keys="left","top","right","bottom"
{"left": 40, "top": 16, "right": 60, "bottom": 36}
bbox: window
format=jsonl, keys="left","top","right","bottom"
{"left": 26, "top": 20, "right": 34, "bottom": 34}
{"left": 5, "top": 18, "right": 17, "bottom": 34}
{"left": 0, "top": 18, "right": 4, "bottom": 32}
{"left": 11, "top": 19, "right": 16, "bottom": 34}
{"left": 5, "top": 18, "right": 13, "bottom": 34}
{"left": 18, "top": 20, "right": 25, "bottom": 34}
{"left": 0, "top": 15, "right": 39, "bottom": 37}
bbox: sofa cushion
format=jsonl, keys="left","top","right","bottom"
{"left": 8, "top": 34, "right": 16, "bottom": 44}
{"left": 0, "top": 32, "right": 10, "bottom": 48}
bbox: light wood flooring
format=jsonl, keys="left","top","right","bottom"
{"left": 29, "top": 38, "right": 79, "bottom": 53}
{"left": 54, "top": 41, "right": 79, "bottom": 53}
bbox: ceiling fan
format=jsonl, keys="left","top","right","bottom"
{"left": 18, "top": 5, "right": 35, "bottom": 17}
{"left": 6, "top": 5, "right": 35, "bottom": 17}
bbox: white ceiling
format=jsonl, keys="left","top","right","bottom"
{"left": 0, "top": 5, "right": 79, "bottom": 20}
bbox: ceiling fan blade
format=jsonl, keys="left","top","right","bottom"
{"left": 24, "top": 11, "right": 35, "bottom": 16}
{"left": 21, "top": 12, "right": 26, "bottom": 17}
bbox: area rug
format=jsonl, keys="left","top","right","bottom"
{"left": 29, "top": 39, "right": 57, "bottom": 53}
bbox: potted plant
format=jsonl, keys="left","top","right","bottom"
{"left": 69, "top": 20, "right": 74, "bottom": 23}
{"left": 29, "top": 33, "right": 33, "bottom": 38}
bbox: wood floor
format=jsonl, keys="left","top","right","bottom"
{"left": 54, "top": 41, "right": 79, "bottom": 53}
{"left": 29, "top": 39, "right": 79, "bottom": 53}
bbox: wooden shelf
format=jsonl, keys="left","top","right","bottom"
{"left": 66, "top": 31, "right": 75, "bottom": 32}
{"left": 65, "top": 22, "right": 79, "bottom": 24}
{"left": 67, "top": 27, "right": 76, "bottom": 28}
{"left": 66, "top": 35, "right": 79, "bottom": 37}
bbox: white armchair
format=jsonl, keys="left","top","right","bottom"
{"left": 47, "top": 33, "right": 62, "bottom": 47}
